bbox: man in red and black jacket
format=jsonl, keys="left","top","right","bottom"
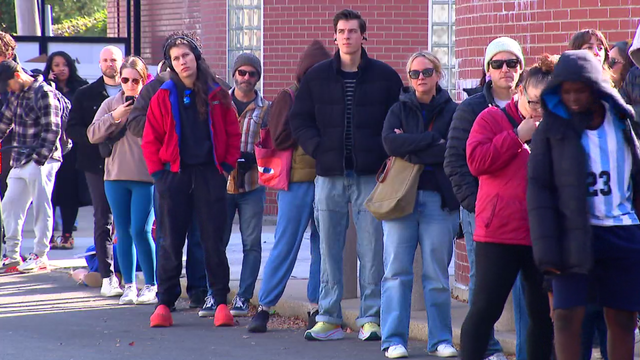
{"left": 142, "top": 34, "right": 241, "bottom": 328}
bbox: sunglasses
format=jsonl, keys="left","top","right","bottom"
{"left": 489, "top": 59, "right": 520, "bottom": 70}
{"left": 408, "top": 68, "right": 435, "bottom": 79}
{"left": 121, "top": 77, "right": 141, "bottom": 85}
{"left": 608, "top": 58, "right": 624, "bottom": 68}
{"left": 237, "top": 69, "right": 258, "bottom": 78}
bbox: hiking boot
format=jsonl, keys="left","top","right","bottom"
{"left": 59, "top": 234, "right": 74, "bottom": 249}
{"left": 17, "top": 253, "right": 48, "bottom": 273}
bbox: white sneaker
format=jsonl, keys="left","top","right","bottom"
{"left": 100, "top": 275, "right": 123, "bottom": 297}
{"left": 135, "top": 285, "right": 158, "bottom": 305}
{"left": 17, "top": 253, "right": 48, "bottom": 273}
{"left": 429, "top": 344, "right": 458, "bottom": 358}
{"left": 119, "top": 284, "right": 138, "bottom": 305}
{"left": 485, "top": 353, "right": 508, "bottom": 360}
{"left": 385, "top": 344, "right": 409, "bottom": 358}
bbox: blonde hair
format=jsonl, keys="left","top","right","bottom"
{"left": 120, "top": 56, "right": 148, "bottom": 85}
{"left": 406, "top": 51, "right": 444, "bottom": 79}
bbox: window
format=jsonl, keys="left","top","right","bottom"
{"left": 228, "top": 0, "right": 263, "bottom": 88}
{"left": 429, "top": 0, "right": 455, "bottom": 98}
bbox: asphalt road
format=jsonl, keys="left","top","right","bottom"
{"left": 0, "top": 271, "right": 441, "bottom": 360}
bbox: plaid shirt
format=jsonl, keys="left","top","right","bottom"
{"left": 227, "top": 89, "right": 271, "bottom": 194}
{"left": 0, "top": 76, "right": 63, "bottom": 167}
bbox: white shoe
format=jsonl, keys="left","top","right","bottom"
{"left": 429, "top": 344, "right": 458, "bottom": 358}
{"left": 485, "top": 353, "right": 508, "bottom": 360}
{"left": 100, "top": 275, "right": 123, "bottom": 297}
{"left": 635, "top": 327, "right": 640, "bottom": 343}
{"left": 17, "top": 253, "right": 48, "bottom": 273}
{"left": 385, "top": 344, "right": 409, "bottom": 358}
{"left": 135, "top": 285, "right": 158, "bottom": 305}
{"left": 119, "top": 284, "right": 138, "bottom": 304}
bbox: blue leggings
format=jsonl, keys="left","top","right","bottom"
{"left": 105, "top": 180, "right": 156, "bottom": 285}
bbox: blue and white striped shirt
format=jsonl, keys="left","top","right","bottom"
{"left": 581, "top": 103, "right": 639, "bottom": 226}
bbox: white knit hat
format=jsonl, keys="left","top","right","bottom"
{"left": 484, "top": 37, "right": 525, "bottom": 72}
{"left": 630, "top": 21, "right": 640, "bottom": 67}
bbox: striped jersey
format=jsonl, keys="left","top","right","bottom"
{"left": 581, "top": 102, "right": 639, "bottom": 226}
{"left": 340, "top": 70, "right": 358, "bottom": 170}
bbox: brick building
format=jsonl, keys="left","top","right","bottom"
{"left": 106, "top": 0, "right": 637, "bottom": 294}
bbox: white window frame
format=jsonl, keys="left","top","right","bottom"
{"left": 227, "top": 0, "right": 264, "bottom": 92}
{"left": 428, "top": 0, "right": 456, "bottom": 98}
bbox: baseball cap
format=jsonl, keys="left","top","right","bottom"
{"left": 0, "top": 59, "right": 20, "bottom": 93}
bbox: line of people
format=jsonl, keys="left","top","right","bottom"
{"left": 0, "top": 10, "right": 639, "bottom": 360}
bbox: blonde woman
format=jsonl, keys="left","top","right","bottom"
{"left": 87, "top": 56, "right": 157, "bottom": 305}
{"left": 380, "top": 51, "right": 459, "bottom": 359}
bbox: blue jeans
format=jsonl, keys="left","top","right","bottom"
{"left": 153, "top": 188, "right": 207, "bottom": 299}
{"left": 461, "top": 208, "right": 529, "bottom": 359}
{"left": 104, "top": 180, "right": 155, "bottom": 285}
{"left": 224, "top": 186, "right": 266, "bottom": 300}
{"left": 314, "top": 172, "right": 383, "bottom": 327}
{"left": 258, "top": 181, "right": 321, "bottom": 306}
{"left": 381, "top": 191, "right": 458, "bottom": 352}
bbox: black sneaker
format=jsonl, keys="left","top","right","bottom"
{"left": 307, "top": 308, "right": 319, "bottom": 330}
{"left": 189, "top": 291, "right": 206, "bottom": 309}
{"left": 248, "top": 309, "right": 269, "bottom": 333}
{"left": 229, "top": 295, "right": 250, "bottom": 317}
{"left": 198, "top": 296, "right": 217, "bottom": 318}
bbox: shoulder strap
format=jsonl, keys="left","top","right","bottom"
{"left": 501, "top": 107, "right": 519, "bottom": 129}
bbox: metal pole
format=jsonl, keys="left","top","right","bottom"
{"left": 133, "top": 0, "right": 141, "bottom": 55}
{"left": 14, "top": 0, "right": 40, "bottom": 36}
{"left": 125, "top": 0, "right": 132, "bottom": 56}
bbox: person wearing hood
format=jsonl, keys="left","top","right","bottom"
{"left": 247, "top": 39, "right": 330, "bottom": 334}
{"left": 379, "top": 51, "right": 459, "bottom": 359}
{"left": 529, "top": 50, "right": 640, "bottom": 360}
{"left": 622, "top": 22, "right": 640, "bottom": 117}
{"left": 444, "top": 36, "right": 527, "bottom": 360}
{"left": 461, "top": 54, "right": 558, "bottom": 360}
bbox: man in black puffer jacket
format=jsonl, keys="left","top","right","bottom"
{"left": 529, "top": 50, "right": 640, "bottom": 360}
{"left": 290, "top": 9, "right": 402, "bottom": 341}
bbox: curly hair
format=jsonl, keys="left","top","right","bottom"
{"left": 0, "top": 32, "right": 16, "bottom": 59}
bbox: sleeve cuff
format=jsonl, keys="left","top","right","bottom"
{"left": 151, "top": 170, "right": 165, "bottom": 180}
{"left": 220, "top": 162, "right": 234, "bottom": 174}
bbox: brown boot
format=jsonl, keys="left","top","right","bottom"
{"left": 49, "top": 235, "right": 59, "bottom": 250}
{"left": 59, "top": 234, "right": 75, "bottom": 249}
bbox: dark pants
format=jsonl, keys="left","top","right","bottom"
{"left": 85, "top": 171, "right": 114, "bottom": 279}
{"left": 461, "top": 242, "right": 554, "bottom": 360}
{"left": 53, "top": 204, "right": 79, "bottom": 235}
{"left": 155, "top": 164, "right": 230, "bottom": 307}
{"left": 581, "top": 305, "right": 608, "bottom": 360}
{"left": 153, "top": 188, "right": 207, "bottom": 299}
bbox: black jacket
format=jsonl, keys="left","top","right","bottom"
{"left": 290, "top": 48, "right": 403, "bottom": 176}
{"left": 382, "top": 86, "right": 460, "bottom": 211}
{"left": 528, "top": 50, "right": 640, "bottom": 275}
{"left": 66, "top": 77, "right": 110, "bottom": 173}
{"left": 444, "top": 80, "right": 498, "bottom": 213}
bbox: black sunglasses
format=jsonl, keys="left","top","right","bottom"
{"left": 121, "top": 77, "right": 141, "bottom": 85}
{"left": 608, "top": 58, "right": 624, "bottom": 68}
{"left": 237, "top": 69, "right": 258, "bottom": 78}
{"left": 408, "top": 68, "right": 435, "bottom": 79}
{"left": 489, "top": 59, "right": 520, "bottom": 70}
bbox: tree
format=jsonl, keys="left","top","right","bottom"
{"left": 0, "top": 0, "right": 17, "bottom": 34}
{"left": 46, "top": 0, "right": 106, "bottom": 25}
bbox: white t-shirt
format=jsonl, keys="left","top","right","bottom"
{"left": 495, "top": 98, "right": 510, "bottom": 108}
{"left": 581, "top": 102, "right": 639, "bottom": 226}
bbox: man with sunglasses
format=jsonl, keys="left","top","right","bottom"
{"left": 444, "top": 36, "right": 526, "bottom": 360}
{"left": 290, "top": 9, "right": 403, "bottom": 341}
{"left": 66, "top": 45, "right": 123, "bottom": 295}
{"left": 224, "top": 52, "right": 271, "bottom": 317}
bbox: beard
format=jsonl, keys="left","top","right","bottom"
{"left": 102, "top": 68, "right": 117, "bottom": 79}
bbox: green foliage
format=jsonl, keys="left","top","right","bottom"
{"left": 52, "top": 9, "right": 106, "bottom": 36}
{"left": 0, "top": 0, "right": 17, "bottom": 34}
{"left": 46, "top": 0, "right": 107, "bottom": 24}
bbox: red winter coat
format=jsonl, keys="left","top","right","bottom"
{"left": 142, "top": 80, "right": 241, "bottom": 175}
{"left": 466, "top": 99, "right": 532, "bottom": 246}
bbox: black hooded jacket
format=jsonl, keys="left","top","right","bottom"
{"left": 528, "top": 50, "right": 640, "bottom": 275}
{"left": 382, "top": 86, "right": 460, "bottom": 211}
{"left": 444, "top": 80, "right": 498, "bottom": 212}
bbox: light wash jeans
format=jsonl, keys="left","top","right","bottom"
{"left": 461, "top": 208, "right": 529, "bottom": 359}
{"left": 259, "top": 181, "right": 321, "bottom": 307}
{"left": 3, "top": 159, "right": 60, "bottom": 260}
{"left": 314, "top": 172, "right": 383, "bottom": 327}
{"left": 381, "top": 191, "right": 458, "bottom": 352}
{"left": 224, "top": 186, "right": 266, "bottom": 300}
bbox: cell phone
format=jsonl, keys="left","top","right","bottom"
{"left": 125, "top": 95, "right": 136, "bottom": 106}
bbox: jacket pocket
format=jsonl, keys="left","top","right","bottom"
{"left": 483, "top": 194, "right": 499, "bottom": 229}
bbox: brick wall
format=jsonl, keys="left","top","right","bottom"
{"left": 455, "top": 0, "right": 639, "bottom": 100}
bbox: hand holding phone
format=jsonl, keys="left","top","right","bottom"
{"left": 124, "top": 95, "right": 136, "bottom": 106}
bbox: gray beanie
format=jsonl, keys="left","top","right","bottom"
{"left": 233, "top": 52, "right": 262, "bottom": 80}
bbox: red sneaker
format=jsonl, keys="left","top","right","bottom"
{"left": 150, "top": 305, "right": 173, "bottom": 327}
{"left": 214, "top": 304, "right": 235, "bottom": 327}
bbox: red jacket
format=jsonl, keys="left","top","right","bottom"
{"left": 142, "top": 80, "right": 241, "bottom": 175}
{"left": 466, "top": 99, "right": 531, "bottom": 246}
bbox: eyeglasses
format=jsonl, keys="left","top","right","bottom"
{"left": 608, "top": 58, "right": 624, "bottom": 68}
{"left": 121, "top": 77, "right": 141, "bottom": 85}
{"left": 184, "top": 89, "right": 192, "bottom": 106}
{"left": 408, "top": 68, "right": 435, "bottom": 79}
{"left": 489, "top": 59, "right": 520, "bottom": 70}
{"left": 237, "top": 69, "right": 258, "bottom": 78}
{"left": 523, "top": 89, "right": 541, "bottom": 110}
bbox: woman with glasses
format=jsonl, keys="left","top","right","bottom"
{"left": 87, "top": 56, "right": 157, "bottom": 305}
{"left": 380, "top": 51, "right": 459, "bottom": 359}
{"left": 460, "top": 54, "right": 558, "bottom": 360}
